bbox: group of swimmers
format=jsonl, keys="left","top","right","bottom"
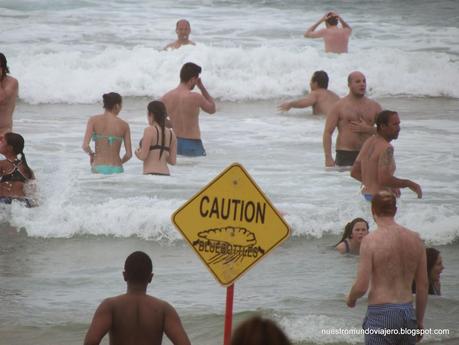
{"left": 0, "top": 13, "right": 446, "bottom": 345}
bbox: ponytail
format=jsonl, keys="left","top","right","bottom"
{"left": 147, "top": 101, "right": 168, "bottom": 159}
{"left": 19, "top": 152, "right": 34, "bottom": 179}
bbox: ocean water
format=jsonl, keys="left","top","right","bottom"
{"left": 1, "top": 0, "right": 459, "bottom": 344}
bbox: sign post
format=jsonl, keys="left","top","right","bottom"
{"left": 172, "top": 163, "right": 290, "bottom": 344}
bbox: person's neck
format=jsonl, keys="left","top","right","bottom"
{"left": 376, "top": 132, "right": 391, "bottom": 143}
{"left": 349, "top": 93, "right": 365, "bottom": 102}
{"left": 104, "top": 110, "right": 118, "bottom": 117}
{"left": 179, "top": 82, "right": 192, "bottom": 91}
{"left": 375, "top": 216, "right": 396, "bottom": 227}
{"left": 127, "top": 283, "right": 148, "bottom": 294}
{"left": 4, "top": 152, "right": 17, "bottom": 161}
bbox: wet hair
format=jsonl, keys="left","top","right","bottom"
{"left": 102, "top": 92, "right": 122, "bottom": 111}
{"left": 311, "top": 70, "right": 329, "bottom": 89}
{"left": 0, "top": 52, "right": 9, "bottom": 79}
{"left": 124, "top": 251, "right": 153, "bottom": 284}
{"left": 371, "top": 191, "right": 397, "bottom": 217}
{"left": 376, "top": 110, "right": 398, "bottom": 132}
{"left": 4, "top": 132, "right": 34, "bottom": 179}
{"left": 326, "top": 15, "right": 338, "bottom": 26}
{"left": 180, "top": 62, "right": 201, "bottom": 83}
{"left": 231, "top": 316, "right": 291, "bottom": 345}
{"left": 176, "top": 19, "right": 190, "bottom": 28}
{"left": 413, "top": 247, "right": 441, "bottom": 295}
{"left": 335, "top": 217, "right": 369, "bottom": 246}
{"left": 147, "top": 100, "right": 168, "bottom": 159}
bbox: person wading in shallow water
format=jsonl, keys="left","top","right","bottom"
{"left": 84, "top": 251, "right": 191, "bottom": 345}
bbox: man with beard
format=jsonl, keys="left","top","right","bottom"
{"left": 161, "top": 62, "right": 216, "bottom": 156}
{"left": 351, "top": 110, "right": 422, "bottom": 201}
{"left": 323, "top": 71, "right": 382, "bottom": 169}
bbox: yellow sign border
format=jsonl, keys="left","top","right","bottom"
{"left": 171, "top": 162, "right": 290, "bottom": 286}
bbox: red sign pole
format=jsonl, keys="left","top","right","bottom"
{"left": 223, "top": 284, "right": 235, "bottom": 345}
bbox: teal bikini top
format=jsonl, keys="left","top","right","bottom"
{"left": 92, "top": 133, "right": 123, "bottom": 145}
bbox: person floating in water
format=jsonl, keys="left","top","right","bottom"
{"left": 304, "top": 11, "right": 352, "bottom": 54}
{"left": 82, "top": 92, "right": 132, "bottom": 174}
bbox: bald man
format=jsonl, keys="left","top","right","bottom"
{"left": 164, "top": 19, "right": 195, "bottom": 50}
{"left": 323, "top": 71, "right": 382, "bottom": 168}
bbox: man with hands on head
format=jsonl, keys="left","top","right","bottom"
{"left": 304, "top": 12, "right": 352, "bottom": 54}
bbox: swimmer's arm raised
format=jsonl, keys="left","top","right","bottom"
{"left": 84, "top": 299, "right": 112, "bottom": 345}
{"left": 304, "top": 14, "right": 327, "bottom": 38}
{"left": 347, "top": 238, "right": 371, "bottom": 307}
{"left": 337, "top": 14, "right": 352, "bottom": 31}
{"left": 163, "top": 302, "right": 191, "bottom": 345}
{"left": 196, "top": 78, "right": 216, "bottom": 114}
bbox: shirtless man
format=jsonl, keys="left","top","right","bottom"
{"left": 323, "top": 71, "right": 382, "bottom": 168}
{"left": 164, "top": 19, "right": 195, "bottom": 50}
{"left": 351, "top": 110, "right": 422, "bottom": 201}
{"left": 161, "top": 62, "right": 216, "bottom": 156}
{"left": 304, "top": 12, "right": 352, "bottom": 54}
{"left": 346, "top": 191, "right": 428, "bottom": 345}
{"left": 0, "top": 53, "right": 19, "bottom": 135}
{"left": 278, "top": 70, "right": 339, "bottom": 115}
{"left": 84, "top": 251, "right": 191, "bottom": 345}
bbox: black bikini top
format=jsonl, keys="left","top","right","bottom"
{"left": 1, "top": 159, "right": 27, "bottom": 183}
{"left": 149, "top": 126, "right": 172, "bottom": 152}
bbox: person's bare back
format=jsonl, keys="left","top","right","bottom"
{"left": 0, "top": 75, "right": 18, "bottom": 135}
{"left": 313, "top": 89, "right": 340, "bottom": 115}
{"left": 162, "top": 85, "right": 202, "bottom": 139}
{"left": 84, "top": 252, "right": 190, "bottom": 345}
{"left": 365, "top": 223, "right": 425, "bottom": 305}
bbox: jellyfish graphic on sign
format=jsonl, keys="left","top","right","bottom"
{"left": 192, "top": 226, "right": 266, "bottom": 266}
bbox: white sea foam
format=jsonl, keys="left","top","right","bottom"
{"left": 10, "top": 44, "right": 459, "bottom": 104}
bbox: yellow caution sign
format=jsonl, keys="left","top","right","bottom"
{"left": 172, "top": 163, "right": 290, "bottom": 286}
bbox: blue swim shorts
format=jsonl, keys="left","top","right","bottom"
{"left": 363, "top": 303, "right": 417, "bottom": 345}
{"left": 177, "top": 137, "right": 206, "bottom": 157}
{"left": 92, "top": 165, "right": 124, "bottom": 174}
{"left": 363, "top": 193, "right": 373, "bottom": 202}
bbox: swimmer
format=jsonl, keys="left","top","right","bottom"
{"left": 82, "top": 92, "right": 132, "bottom": 174}
{"left": 164, "top": 19, "right": 195, "bottom": 50}
{"left": 304, "top": 11, "right": 352, "bottom": 53}
{"left": 0, "top": 132, "right": 35, "bottom": 207}
{"left": 161, "top": 62, "right": 216, "bottom": 157}
{"left": 335, "top": 218, "right": 369, "bottom": 255}
{"left": 278, "top": 70, "right": 339, "bottom": 115}
{"left": 323, "top": 71, "right": 382, "bottom": 169}
{"left": 135, "top": 101, "right": 177, "bottom": 176}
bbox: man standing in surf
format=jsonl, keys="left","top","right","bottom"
{"left": 322, "top": 71, "right": 382, "bottom": 169}
{"left": 350, "top": 110, "right": 422, "bottom": 201}
{"left": 164, "top": 19, "right": 195, "bottom": 50}
{"left": 0, "top": 53, "right": 19, "bottom": 135}
{"left": 304, "top": 11, "right": 352, "bottom": 54}
{"left": 161, "top": 62, "right": 216, "bottom": 157}
{"left": 346, "top": 191, "right": 428, "bottom": 345}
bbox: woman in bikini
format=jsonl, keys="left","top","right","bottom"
{"left": 82, "top": 92, "right": 132, "bottom": 174}
{"left": 135, "top": 101, "right": 176, "bottom": 176}
{"left": 0, "top": 132, "right": 35, "bottom": 207}
{"left": 335, "top": 217, "right": 369, "bottom": 255}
